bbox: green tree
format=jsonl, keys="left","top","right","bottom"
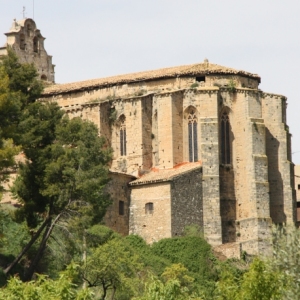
{"left": 0, "top": 47, "right": 43, "bottom": 199}
{"left": 0, "top": 62, "right": 22, "bottom": 194}
{"left": 1, "top": 48, "right": 43, "bottom": 108}
{"left": 215, "top": 258, "right": 283, "bottom": 300}
{"left": 82, "top": 237, "right": 143, "bottom": 300}
{"left": 269, "top": 225, "right": 300, "bottom": 299}
{"left": 0, "top": 263, "right": 93, "bottom": 300}
{"left": 5, "top": 109, "right": 111, "bottom": 280}
{"left": 135, "top": 264, "right": 202, "bottom": 300}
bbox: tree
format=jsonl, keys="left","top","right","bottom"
{"left": 82, "top": 237, "right": 143, "bottom": 300}
{"left": 1, "top": 48, "right": 43, "bottom": 107}
{"left": 215, "top": 258, "right": 283, "bottom": 300}
{"left": 0, "top": 47, "right": 43, "bottom": 198}
{"left": 5, "top": 107, "right": 112, "bottom": 280}
{"left": 0, "top": 61, "right": 22, "bottom": 194}
{"left": 269, "top": 225, "right": 300, "bottom": 299}
{"left": 135, "top": 264, "right": 202, "bottom": 300}
{"left": 0, "top": 263, "right": 93, "bottom": 299}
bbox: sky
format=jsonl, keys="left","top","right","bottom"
{"left": 1, "top": 0, "right": 300, "bottom": 162}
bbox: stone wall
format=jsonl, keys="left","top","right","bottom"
{"left": 129, "top": 182, "right": 171, "bottom": 243}
{"left": 262, "top": 94, "right": 296, "bottom": 224}
{"left": 170, "top": 168, "right": 203, "bottom": 236}
{"left": 219, "top": 165, "right": 236, "bottom": 243}
{"left": 103, "top": 172, "right": 134, "bottom": 236}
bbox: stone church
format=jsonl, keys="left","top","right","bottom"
{"left": 1, "top": 19, "right": 296, "bottom": 257}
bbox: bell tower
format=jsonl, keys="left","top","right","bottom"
{"left": 0, "top": 18, "right": 55, "bottom": 83}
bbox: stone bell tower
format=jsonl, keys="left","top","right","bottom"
{"left": 0, "top": 18, "right": 55, "bottom": 83}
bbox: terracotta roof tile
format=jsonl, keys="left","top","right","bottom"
{"left": 43, "top": 61, "right": 260, "bottom": 96}
{"left": 129, "top": 162, "right": 202, "bottom": 186}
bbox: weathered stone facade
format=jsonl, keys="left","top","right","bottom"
{"left": 0, "top": 18, "right": 55, "bottom": 83}
{"left": 39, "top": 59, "right": 296, "bottom": 256}
{"left": 129, "top": 163, "right": 202, "bottom": 243}
{"left": 3, "top": 19, "right": 296, "bottom": 257}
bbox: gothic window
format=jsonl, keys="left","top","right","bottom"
{"left": 145, "top": 202, "right": 154, "bottom": 214}
{"left": 119, "top": 201, "right": 124, "bottom": 216}
{"left": 188, "top": 111, "right": 198, "bottom": 162}
{"left": 221, "top": 112, "right": 231, "bottom": 164}
{"left": 119, "top": 116, "right": 126, "bottom": 156}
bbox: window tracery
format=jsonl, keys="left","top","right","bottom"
{"left": 188, "top": 110, "right": 198, "bottom": 162}
{"left": 119, "top": 116, "right": 126, "bottom": 156}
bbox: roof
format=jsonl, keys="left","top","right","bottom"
{"left": 43, "top": 60, "right": 260, "bottom": 96}
{"left": 129, "top": 162, "right": 202, "bottom": 186}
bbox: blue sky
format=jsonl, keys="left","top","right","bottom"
{"left": 1, "top": 0, "right": 300, "bottom": 162}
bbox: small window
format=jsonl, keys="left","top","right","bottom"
{"left": 145, "top": 202, "right": 154, "bottom": 214}
{"left": 298, "top": 184, "right": 300, "bottom": 190}
{"left": 196, "top": 76, "right": 205, "bottom": 82}
{"left": 119, "top": 201, "right": 124, "bottom": 216}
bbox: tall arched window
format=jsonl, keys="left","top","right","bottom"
{"left": 221, "top": 112, "right": 231, "bottom": 164}
{"left": 188, "top": 111, "right": 198, "bottom": 162}
{"left": 119, "top": 116, "right": 126, "bottom": 156}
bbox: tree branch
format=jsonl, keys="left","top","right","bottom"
{"left": 4, "top": 216, "right": 51, "bottom": 275}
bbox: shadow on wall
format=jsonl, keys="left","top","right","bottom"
{"left": 266, "top": 129, "right": 286, "bottom": 224}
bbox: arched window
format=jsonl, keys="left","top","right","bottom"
{"left": 119, "top": 116, "right": 126, "bottom": 156}
{"left": 188, "top": 110, "right": 198, "bottom": 162}
{"left": 41, "top": 75, "right": 47, "bottom": 81}
{"left": 221, "top": 112, "right": 231, "bottom": 164}
{"left": 33, "top": 37, "right": 38, "bottom": 53}
{"left": 20, "top": 34, "right": 25, "bottom": 50}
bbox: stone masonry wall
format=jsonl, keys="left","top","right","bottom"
{"left": 219, "top": 165, "right": 236, "bottom": 243}
{"left": 129, "top": 182, "right": 171, "bottom": 243}
{"left": 262, "top": 94, "right": 296, "bottom": 224}
{"left": 103, "top": 173, "right": 134, "bottom": 236}
{"left": 170, "top": 168, "right": 203, "bottom": 236}
{"left": 199, "top": 89, "right": 222, "bottom": 246}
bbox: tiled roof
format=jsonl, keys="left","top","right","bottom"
{"left": 43, "top": 61, "right": 260, "bottom": 96}
{"left": 129, "top": 162, "right": 202, "bottom": 186}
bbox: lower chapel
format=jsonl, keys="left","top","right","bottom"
{"left": 1, "top": 18, "right": 297, "bottom": 257}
